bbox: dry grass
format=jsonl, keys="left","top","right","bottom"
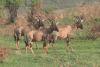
{"left": 67, "top": 3, "right": 100, "bottom": 22}
{"left": 79, "top": 4, "right": 100, "bottom": 20}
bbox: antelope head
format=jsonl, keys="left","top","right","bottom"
{"left": 74, "top": 16, "right": 84, "bottom": 29}
{"left": 36, "top": 16, "right": 45, "bottom": 28}
{"left": 49, "top": 19, "right": 59, "bottom": 32}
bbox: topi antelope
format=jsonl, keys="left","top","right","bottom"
{"left": 24, "top": 19, "right": 59, "bottom": 56}
{"left": 46, "top": 16, "right": 84, "bottom": 53}
{"left": 14, "top": 16, "right": 44, "bottom": 50}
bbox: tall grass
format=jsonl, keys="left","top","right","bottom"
{"left": 0, "top": 36, "right": 100, "bottom": 67}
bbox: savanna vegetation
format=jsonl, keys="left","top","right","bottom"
{"left": 0, "top": 0, "right": 100, "bottom": 67}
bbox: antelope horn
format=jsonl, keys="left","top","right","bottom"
{"left": 74, "top": 16, "right": 79, "bottom": 19}
{"left": 36, "top": 16, "right": 41, "bottom": 19}
{"left": 48, "top": 19, "right": 53, "bottom": 23}
{"left": 78, "top": 16, "right": 82, "bottom": 20}
{"left": 51, "top": 19, "right": 55, "bottom": 23}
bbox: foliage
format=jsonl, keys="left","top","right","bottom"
{"left": 0, "top": 0, "right": 27, "bottom": 23}
{"left": 31, "top": 0, "right": 38, "bottom": 6}
{"left": 30, "top": 0, "right": 40, "bottom": 14}
{"left": 44, "top": 7, "right": 55, "bottom": 14}
{"left": 0, "top": 0, "right": 5, "bottom": 19}
{"left": 0, "top": 0, "right": 5, "bottom": 6}
{"left": 28, "top": 0, "right": 43, "bottom": 23}
{"left": 89, "top": 17, "right": 100, "bottom": 24}
{"left": 4, "top": 0, "right": 26, "bottom": 8}
{"left": 0, "top": 8, "right": 5, "bottom": 19}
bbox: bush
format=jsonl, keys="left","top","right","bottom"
{"left": 44, "top": 7, "right": 55, "bottom": 14}
{"left": 0, "top": 45, "right": 11, "bottom": 63}
{"left": 0, "top": 8, "right": 5, "bottom": 19}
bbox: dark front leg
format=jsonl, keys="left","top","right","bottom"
{"left": 47, "top": 42, "right": 50, "bottom": 53}
{"left": 42, "top": 39, "right": 47, "bottom": 55}
{"left": 25, "top": 41, "right": 30, "bottom": 56}
{"left": 66, "top": 35, "right": 71, "bottom": 52}
{"left": 24, "top": 39, "right": 31, "bottom": 56}
{"left": 52, "top": 43, "right": 56, "bottom": 53}
{"left": 30, "top": 42, "right": 35, "bottom": 56}
{"left": 35, "top": 41, "right": 39, "bottom": 50}
{"left": 15, "top": 40, "right": 18, "bottom": 50}
{"left": 52, "top": 38, "right": 56, "bottom": 53}
{"left": 47, "top": 38, "right": 52, "bottom": 53}
{"left": 67, "top": 39, "right": 70, "bottom": 52}
{"left": 25, "top": 45, "right": 27, "bottom": 56}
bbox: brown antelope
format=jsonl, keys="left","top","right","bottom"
{"left": 24, "top": 19, "right": 59, "bottom": 56}
{"left": 14, "top": 16, "right": 44, "bottom": 50}
{"left": 46, "top": 16, "right": 84, "bottom": 53}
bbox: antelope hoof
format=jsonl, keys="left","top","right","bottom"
{"left": 46, "top": 49, "right": 48, "bottom": 53}
{"left": 47, "top": 51, "right": 48, "bottom": 53}
{"left": 17, "top": 48, "right": 19, "bottom": 50}
{"left": 42, "top": 53, "right": 44, "bottom": 55}
{"left": 16, "top": 47, "right": 18, "bottom": 50}
{"left": 18, "top": 48, "right": 20, "bottom": 50}
{"left": 54, "top": 51, "right": 56, "bottom": 53}
{"left": 33, "top": 54, "right": 35, "bottom": 56}
{"left": 28, "top": 47, "right": 31, "bottom": 50}
{"left": 37, "top": 48, "right": 39, "bottom": 50}
{"left": 67, "top": 49, "right": 69, "bottom": 52}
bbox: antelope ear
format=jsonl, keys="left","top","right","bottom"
{"left": 56, "top": 22, "right": 59, "bottom": 25}
{"left": 76, "top": 20, "right": 80, "bottom": 24}
{"left": 49, "top": 22, "right": 53, "bottom": 25}
{"left": 51, "top": 22, "right": 54, "bottom": 26}
{"left": 49, "top": 23, "right": 51, "bottom": 25}
{"left": 81, "top": 20, "right": 83, "bottom": 23}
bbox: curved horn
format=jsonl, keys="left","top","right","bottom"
{"left": 78, "top": 16, "right": 81, "bottom": 20}
{"left": 48, "top": 19, "right": 53, "bottom": 23}
{"left": 74, "top": 16, "right": 82, "bottom": 21}
{"left": 74, "top": 16, "right": 79, "bottom": 19}
{"left": 51, "top": 19, "right": 55, "bottom": 22}
{"left": 36, "top": 16, "right": 41, "bottom": 19}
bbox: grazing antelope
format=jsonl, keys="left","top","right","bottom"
{"left": 24, "top": 19, "right": 59, "bottom": 56}
{"left": 14, "top": 16, "right": 44, "bottom": 50}
{"left": 46, "top": 16, "right": 84, "bottom": 53}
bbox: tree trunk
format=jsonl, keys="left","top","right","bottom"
{"left": 8, "top": 5, "right": 19, "bottom": 23}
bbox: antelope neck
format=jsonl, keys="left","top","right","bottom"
{"left": 33, "top": 22, "right": 40, "bottom": 30}
{"left": 71, "top": 23, "right": 78, "bottom": 34}
{"left": 47, "top": 26, "right": 54, "bottom": 34}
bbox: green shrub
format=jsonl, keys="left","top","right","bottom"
{"left": 0, "top": 8, "right": 5, "bottom": 19}
{"left": 44, "top": 7, "right": 55, "bottom": 14}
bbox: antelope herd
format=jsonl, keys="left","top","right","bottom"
{"left": 14, "top": 16, "right": 44, "bottom": 50}
{"left": 14, "top": 16, "right": 85, "bottom": 56}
